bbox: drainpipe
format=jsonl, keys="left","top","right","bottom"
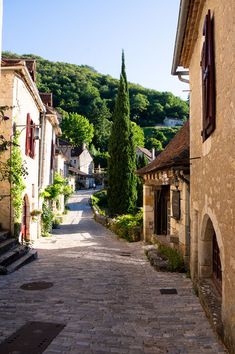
{"left": 171, "top": 0, "right": 190, "bottom": 84}
{"left": 37, "top": 111, "right": 46, "bottom": 238}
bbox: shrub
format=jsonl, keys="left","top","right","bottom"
{"left": 91, "top": 190, "right": 108, "bottom": 215}
{"left": 41, "top": 202, "right": 53, "bottom": 236}
{"left": 114, "top": 210, "right": 143, "bottom": 242}
{"left": 157, "top": 244, "right": 185, "bottom": 272}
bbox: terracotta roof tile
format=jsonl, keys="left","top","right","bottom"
{"left": 137, "top": 120, "right": 189, "bottom": 175}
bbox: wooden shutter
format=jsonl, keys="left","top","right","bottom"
{"left": 25, "top": 113, "right": 31, "bottom": 156}
{"left": 201, "top": 10, "right": 216, "bottom": 141}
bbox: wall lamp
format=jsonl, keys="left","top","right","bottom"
{"left": 13, "top": 122, "right": 41, "bottom": 140}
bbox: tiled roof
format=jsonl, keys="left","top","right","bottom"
{"left": 137, "top": 120, "right": 189, "bottom": 175}
{"left": 136, "top": 146, "right": 152, "bottom": 159}
{"left": 1, "top": 58, "right": 36, "bottom": 82}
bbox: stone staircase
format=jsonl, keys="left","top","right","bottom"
{"left": 0, "top": 230, "right": 38, "bottom": 275}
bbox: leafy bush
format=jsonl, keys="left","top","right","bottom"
{"left": 113, "top": 210, "right": 143, "bottom": 242}
{"left": 91, "top": 190, "right": 108, "bottom": 215}
{"left": 41, "top": 202, "right": 53, "bottom": 236}
{"left": 157, "top": 244, "right": 185, "bottom": 272}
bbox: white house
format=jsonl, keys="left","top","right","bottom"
{"left": 0, "top": 58, "right": 45, "bottom": 241}
{"left": 164, "top": 117, "right": 184, "bottom": 127}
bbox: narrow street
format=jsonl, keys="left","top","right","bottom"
{"left": 0, "top": 191, "right": 226, "bottom": 354}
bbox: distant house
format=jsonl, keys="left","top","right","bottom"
{"left": 164, "top": 117, "right": 184, "bottom": 127}
{"left": 137, "top": 121, "right": 190, "bottom": 262}
{"left": 70, "top": 144, "right": 94, "bottom": 189}
{"left": 136, "top": 146, "right": 153, "bottom": 163}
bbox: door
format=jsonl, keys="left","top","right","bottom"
{"left": 154, "top": 186, "right": 170, "bottom": 235}
{"left": 212, "top": 232, "right": 222, "bottom": 293}
{"left": 21, "top": 197, "right": 27, "bottom": 242}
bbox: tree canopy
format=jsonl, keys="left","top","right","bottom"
{"left": 3, "top": 52, "right": 188, "bottom": 152}
{"left": 60, "top": 112, "right": 94, "bottom": 146}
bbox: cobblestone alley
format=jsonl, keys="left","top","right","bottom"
{"left": 0, "top": 191, "right": 227, "bottom": 354}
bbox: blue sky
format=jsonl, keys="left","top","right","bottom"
{"left": 2, "top": 0, "right": 189, "bottom": 99}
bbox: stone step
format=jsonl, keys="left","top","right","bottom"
{"left": 0, "top": 244, "right": 29, "bottom": 267}
{"left": 0, "top": 238, "right": 18, "bottom": 256}
{"left": 6, "top": 249, "right": 38, "bottom": 274}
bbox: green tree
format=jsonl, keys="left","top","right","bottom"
{"left": 132, "top": 122, "right": 145, "bottom": 147}
{"left": 108, "top": 52, "right": 137, "bottom": 215}
{"left": 60, "top": 112, "right": 94, "bottom": 146}
{"left": 145, "top": 137, "right": 163, "bottom": 152}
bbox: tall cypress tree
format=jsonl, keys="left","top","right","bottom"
{"left": 108, "top": 52, "right": 137, "bottom": 215}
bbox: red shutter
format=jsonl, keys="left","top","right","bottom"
{"left": 25, "top": 114, "right": 31, "bottom": 156}
{"left": 201, "top": 10, "right": 216, "bottom": 141}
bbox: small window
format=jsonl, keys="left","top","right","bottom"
{"left": 201, "top": 10, "right": 216, "bottom": 141}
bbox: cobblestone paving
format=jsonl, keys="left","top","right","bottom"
{"left": 0, "top": 191, "right": 227, "bottom": 353}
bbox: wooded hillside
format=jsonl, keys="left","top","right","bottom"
{"left": 3, "top": 52, "right": 189, "bottom": 152}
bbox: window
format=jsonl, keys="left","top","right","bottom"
{"left": 25, "top": 113, "right": 36, "bottom": 158}
{"left": 201, "top": 9, "right": 216, "bottom": 141}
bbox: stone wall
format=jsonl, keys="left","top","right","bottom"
{"left": 188, "top": 0, "right": 235, "bottom": 350}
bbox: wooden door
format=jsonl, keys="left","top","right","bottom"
{"left": 21, "top": 197, "right": 27, "bottom": 242}
{"left": 212, "top": 232, "right": 222, "bottom": 293}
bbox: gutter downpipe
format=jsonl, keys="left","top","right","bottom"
{"left": 171, "top": 0, "right": 190, "bottom": 84}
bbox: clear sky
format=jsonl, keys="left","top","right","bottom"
{"left": 2, "top": 0, "right": 189, "bottom": 99}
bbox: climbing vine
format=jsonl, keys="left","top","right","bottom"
{"left": 7, "top": 131, "right": 28, "bottom": 222}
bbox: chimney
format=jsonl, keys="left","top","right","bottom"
{"left": 151, "top": 148, "right": 155, "bottom": 161}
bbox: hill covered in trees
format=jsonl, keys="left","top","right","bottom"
{"left": 3, "top": 52, "right": 189, "bottom": 152}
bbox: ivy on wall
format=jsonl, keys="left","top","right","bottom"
{"left": 7, "top": 131, "right": 28, "bottom": 223}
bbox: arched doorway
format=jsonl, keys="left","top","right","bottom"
{"left": 200, "top": 215, "right": 223, "bottom": 294}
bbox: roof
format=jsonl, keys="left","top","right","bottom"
{"left": 172, "top": 0, "right": 204, "bottom": 74}
{"left": 136, "top": 146, "right": 152, "bottom": 159}
{"left": 2, "top": 58, "right": 36, "bottom": 81}
{"left": 68, "top": 167, "right": 89, "bottom": 176}
{"left": 137, "top": 120, "right": 189, "bottom": 175}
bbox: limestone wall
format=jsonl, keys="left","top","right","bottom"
{"left": 188, "top": 0, "right": 235, "bottom": 349}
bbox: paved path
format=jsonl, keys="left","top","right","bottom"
{"left": 0, "top": 191, "right": 226, "bottom": 354}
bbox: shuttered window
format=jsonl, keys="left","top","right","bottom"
{"left": 25, "top": 113, "right": 36, "bottom": 159}
{"left": 201, "top": 10, "right": 216, "bottom": 141}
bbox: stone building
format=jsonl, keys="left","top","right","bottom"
{"left": 0, "top": 58, "right": 45, "bottom": 241}
{"left": 172, "top": 0, "right": 235, "bottom": 351}
{"left": 137, "top": 121, "right": 190, "bottom": 261}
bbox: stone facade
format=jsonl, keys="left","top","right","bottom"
{"left": 138, "top": 122, "right": 190, "bottom": 262}
{"left": 173, "top": 0, "right": 235, "bottom": 351}
{"left": 0, "top": 63, "right": 44, "bottom": 241}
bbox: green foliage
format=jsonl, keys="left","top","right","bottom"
{"left": 145, "top": 137, "right": 163, "bottom": 152}
{"left": 108, "top": 54, "right": 137, "bottom": 215}
{"left": 41, "top": 173, "right": 73, "bottom": 203}
{"left": 113, "top": 210, "right": 143, "bottom": 242}
{"left": 7, "top": 132, "right": 27, "bottom": 222}
{"left": 3, "top": 52, "right": 189, "bottom": 152}
{"left": 41, "top": 201, "right": 53, "bottom": 236}
{"left": 91, "top": 190, "right": 108, "bottom": 216}
{"left": 158, "top": 244, "right": 185, "bottom": 272}
{"left": 131, "top": 122, "right": 145, "bottom": 147}
{"left": 144, "top": 126, "right": 180, "bottom": 151}
{"left": 60, "top": 112, "right": 94, "bottom": 147}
